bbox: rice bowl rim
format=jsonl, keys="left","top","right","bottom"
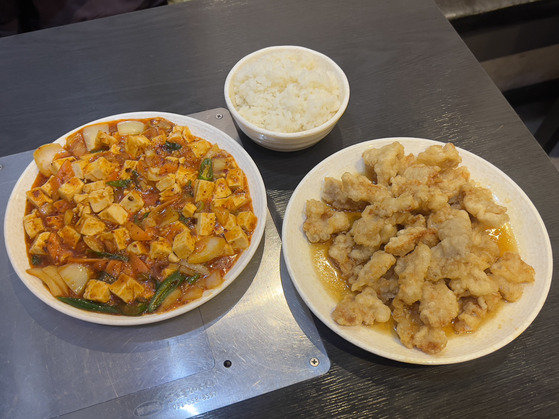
{"left": 224, "top": 45, "right": 350, "bottom": 139}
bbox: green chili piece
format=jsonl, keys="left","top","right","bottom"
{"left": 164, "top": 141, "right": 182, "bottom": 151}
{"left": 186, "top": 274, "right": 201, "bottom": 285}
{"left": 179, "top": 214, "right": 190, "bottom": 225}
{"left": 120, "top": 302, "right": 149, "bottom": 316}
{"left": 31, "top": 255, "right": 42, "bottom": 266}
{"left": 58, "top": 297, "right": 121, "bottom": 314}
{"left": 198, "top": 158, "right": 213, "bottom": 181}
{"left": 147, "top": 271, "right": 200, "bottom": 313}
{"left": 90, "top": 251, "right": 129, "bottom": 262}
{"left": 107, "top": 179, "right": 132, "bottom": 188}
{"left": 98, "top": 271, "right": 117, "bottom": 283}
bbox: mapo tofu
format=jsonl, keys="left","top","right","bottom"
{"left": 24, "top": 117, "right": 257, "bottom": 316}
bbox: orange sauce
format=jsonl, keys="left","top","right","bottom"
{"left": 310, "top": 242, "right": 350, "bottom": 302}
{"left": 487, "top": 223, "right": 518, "bottom": 254}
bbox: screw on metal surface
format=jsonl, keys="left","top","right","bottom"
{"left": 216, "top": 113, "right": 223, "bottom": 120}
{"left": 310, "top": 357, "right": 319, "bottom": 367}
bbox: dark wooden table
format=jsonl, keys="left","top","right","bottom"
{"left": 1, "top": 0, "right": 558, "bottom": 417}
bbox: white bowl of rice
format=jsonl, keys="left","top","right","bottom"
{"left": 224, "top": 46, "right": 350, "bottom": 152}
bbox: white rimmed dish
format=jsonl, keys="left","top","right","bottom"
{"left": 224, "top": 45, "right": 350, "bottom": 152}
{"left": 4, "top": 111, "right": 267, "bottom": 326}
{"left": 282, "top": 137, "right": 553, "bottom": 365}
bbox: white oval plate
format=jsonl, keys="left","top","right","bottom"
{"left": 4, "top": 111, "right": 267, "bottom": 326}
{"left": 282, "top": 138, "right": 553, "bottom": 365}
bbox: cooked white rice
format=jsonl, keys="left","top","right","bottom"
{"left": 230, "top": 49, "right": 342, "bottom": 133}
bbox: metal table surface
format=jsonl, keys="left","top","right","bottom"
{"left": 0, "top": 0, "right": 558, "bottom": 418}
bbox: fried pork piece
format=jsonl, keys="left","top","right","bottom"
{"left": 332, "top": 286, "right": 391, "bottom": 326}
{"left": 351, "top": 250, "right": 396, "bottom": 292}
{"left": 460, "top": 182, "right": 509, "bottom": 228}
{"left": 419, "top": 280, "right": 459, "bottom": 328}
{"left": 385, "top": 225, "right": 435, "bottom": 257}
{"left": 322, "top": 177, "right": 368, "bottom": 211}
{"left": 303, "top": 199, "right": 350, "bottom": 243}
{"left": 454, "top": 293, "right": 502, "bottom": 333}
{"left": 362, "top": 141, "right": 405, "bottom": 185}
{"left": 416, "top": 143, "right": 461, "bottom": 170}
{"left": 394, "top": 242, "right": 431, "bottom": 305}
{"left": 470, "top": 221, "right": 501, "bottom": 270}
{"left": 392, "top": 298, "right": 448, "bottom": 354}
{"left": 350, "top": 207, "right": 398, "bottom": 251}
{"left": 367, "top": 192, "right": 417, "bottom": 218}
{"left": 436, "top": 166, "right": 470, "bottom": 202}
{"left": 328, "top": 233, "right": 373, "bottom": 283}
{"left": 426, "top": 209, "right": 473, "bottom": 281}
{"left": 449, "top": 267, "right": 499, "bottom": 298}
{"left": 489, "top": 251, "right": 535, "bottom": 302}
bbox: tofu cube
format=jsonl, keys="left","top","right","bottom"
{"left": 98, "top": 204, "right": 129, "bottom": 225}
{"left": 83, "top": 180, "right": 105, "bottom": 193}
{"left": 211, "top": 197, "right": 234, "bottom": 211}
{"left": 50, "top": 156, "right": 75, "bottom": 175}
{"left": 182, "top": 202, "right": 198, "bottom": 218}
{"left": 23, "top": 210, "right": 45, "bottom": 239}
{"left": 39, "top": 176, "right": 58, "bottom": 198}
{"left": 188, "top": 140, "right": 212, "bottom": 158}
{"left": 119, "top": 190, "right": 144, "bottom": 213}
{"left": 71, "top": 159, "right": 88, "bottom": 179}
{"left": 58, "top": 177, "right": 85, "bottom": 202}
{"left": 113, "top": 228, "right": 131, "bottom": 250}
{"left": 156, "top": 174, "right": 176, "bottom": 192}
{"left": 125, "top": 135, "right": 150, "bottom": 159}
{"left": 160, "top": 183, "right": 181, "bottom": 200}
{"left": 213, "top": 178, "right": 232, "bottom": 199}
{"left": 195, "top": 212, "right": 216, "bottom": 236}
{"left": 120, "top": 160, "right": 138, "bottom": 179}
{"left": 26, "top": 188, "right": 53, "bottom": 208}
{"left": 73, "top": 194, "right": 89, "bottom": 205}
{"left": 109, "top": 273, "right": 145, "bottom": 304}
{"left": 215, "top": 208, "right": 237, "bottom": 231}
{"left": 109, "top": 144, "right": 121, "bottom": 154}
{"left": 83, "top": 279, "right": 111, "bottom": 303}
{"left": 237, "top": 211, "right": 258, "bottom": 232}
{"left": 147, "top": 167, "right": 163, "bottom": 181}
{"left": 89, "top": 186, "right": 114, "bottom": 213}
{"left": 224, "top": 226, "right": 250, "bottom": 250}
{"left": 172, "top": 229, "right": 196, "bottom": 259}
{"left": 29, "top": 232, "right": 51, "bottom": 255}
{"left": 229, "top": 193, "right": 251, "bottom": 209}
{"left": 98, "top": 131, "right": 118, "bottom": 147}
{"left": 83, "top": 157, "right": 115, "bottom": 181}
{"left": 127, "top": 241, "right": 149, "bottom": 255}
{"left": 77, "top": 215, "right": 107, "bottom": 236}
{"left": 75, "top": 202, "right": 92, "bottom": 218}
{"left": 149, "top": 239, "right": 172, "bottom": 259}
{"left": 175, "top": 166, "right": 197, "bottom": 187}
{"left": 57, "top": 225, "right": 81, "bottom": 247}
{"left": 194, "top": 179, "right": 215, "bottom": 202}
{"left": 226, "top": 168, "right": 245, "bottom": 190}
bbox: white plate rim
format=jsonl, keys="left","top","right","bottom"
{"left": 282, "top": 137, "right": 553, "bottom": 365}
{"left": 4, "top": 111, "right": 268, "bottom": 326}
